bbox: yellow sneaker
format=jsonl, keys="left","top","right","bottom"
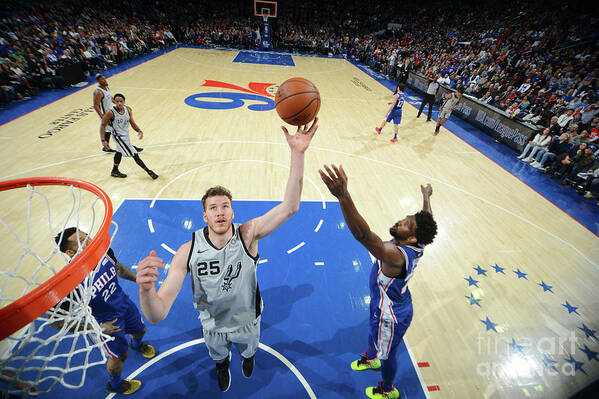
{"left": 351, "top": 356, "right": 381, "bottom": 371}
{"left": 365, "top": 383, "right": 400, "bottom": 399}
{"left": 106, "top": 379, "right": 142, "bottom": 395}
{"left": 130, "top": 342, "right": 156, "bottom": 358}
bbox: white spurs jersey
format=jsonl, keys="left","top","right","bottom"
{"left": 187, "top": 223, "right": 262, "bottom": 332}
{"left": 110, "top": 106, "right": 130, "bottom": 137}
{"left": 96, "top": 86, "right": 112, "bottom": 116}
{"left": 443, "top": 92, "right": 460, "bottom": 110}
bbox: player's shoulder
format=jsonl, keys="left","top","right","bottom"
{"left": 177, "top": 240, "right": 192, "bottom": 254}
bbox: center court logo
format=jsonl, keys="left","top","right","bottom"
{"left": 184, "top": 80, "right": 277, "bottom": 111}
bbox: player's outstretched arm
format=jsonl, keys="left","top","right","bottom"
{"left": 319, "top": 164, "right": 404, "bottom": 268}
{"left": 421, "top": 184, "right": 433, "bottom": 214}
{"left": 241, "top": 118, "right": 318, "bottom": 245}
{"left": 115, "top": 261, "right": 137, "bottom": 282}
{"left": 136, "top": 244, "right": 190, "bottom": 324}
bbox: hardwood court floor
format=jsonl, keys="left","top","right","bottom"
{"left": 0, "top": 47, "right": 598, "bottom": 398}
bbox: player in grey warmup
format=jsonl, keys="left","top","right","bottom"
{"left": 135, "top": 118, "right": 318, "bottom": 392}
{"left": 434, "top": 87, "right": 463, "bottom": 135}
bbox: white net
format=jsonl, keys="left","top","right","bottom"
{"left": 0, "top": 181, "right": 114, "bottom": 396}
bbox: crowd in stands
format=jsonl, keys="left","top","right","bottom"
{"left": 0, "top": 0, "right": 178, "bottom": 105}
{"left": 1, "top": 0, "right": 598, "bottom": 198}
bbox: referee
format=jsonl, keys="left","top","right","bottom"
{"left": 417, "top": 72, "right": 439, "bottom": 122}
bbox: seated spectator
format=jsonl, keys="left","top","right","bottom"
{"left": 545, "top": 142, "right": 588, "bottom": 178}
{"left": 580, "top": 101, "right": 599, "bottom": 127}
{"left": 548, "top": 115, "right": 561, "bottom": 135}
{"left": 557, "top": 109, "right": 574, "bottom": 129}
{"left": 518, "top": 128, "right": 552, "bottom": 161}
{"left": 506, "top": 102, "right": 522, "bottom": 118}
{"left": 577, "top": 166, "right": 599, "bottom": 199}
{"left": 572, "top": 130, "right": 591, "bottom": 146}
{"left": 565, "top": 124, "right": 579, "bottom": 138}
{"left": 561, "top": 145, "right": 597, "bottom": 186}
{"left": 437, "top": 73, "right": 450, "bottom": 86}
{"left": 518, "top": 79, "right": 532, "bottom": 93}
{"left": 530, "top": 133, "right": 572, "bottom": 169}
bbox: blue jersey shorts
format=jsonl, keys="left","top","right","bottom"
{"left": 96, "top": 295, "right": 145, "bottom": 358}
{"left": 386, "top": 109, "right": 402, "bottom": 124}
{"left": 369, "top": 305, "right": 413, "bottom": 360}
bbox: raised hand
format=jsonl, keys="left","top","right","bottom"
{"left": 282, "top": 117, "right": 318, "bottom": 154}
{"left": 135, "top": 250, "right": 165, "bottom": 292}
{"left": 421, "top": 183, "right": 433, "bottom": 197}
{"left": 319, "top": 164, "right": 349, "bottom": 198}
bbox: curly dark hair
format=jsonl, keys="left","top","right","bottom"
{"left": 414, "top": 211, "right": 437, "bottom": 246}
{"left": 201, "top": 185, "right": 232, "bottom": 210}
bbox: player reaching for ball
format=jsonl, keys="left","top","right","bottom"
{"left": 319, "top": 164, "right": 437, "bottom": 399}
{"left": 375, "top": 83, "right": 405, "bottom": 143}
{"left": 135, "top": 119, "right": 318, "bottom": 392}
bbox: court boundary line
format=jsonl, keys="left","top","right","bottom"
{"left": 103, "top": 339, "right": 317, "bottom": 399}
{"left": 404, "top": 337, "right": 433, "bottom": 399}
{"left": 346, "top": 58, "right": 599, "bottom": 239}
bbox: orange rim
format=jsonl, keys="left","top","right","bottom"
{"left": 0, "top": 177, "right": 113, "bottom": 341}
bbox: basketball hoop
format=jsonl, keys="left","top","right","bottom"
{"left": 254, "top": 0, "right": 277, "bottom": 19}
{"left": 0, "top": 177, "right": 114, "bottom": 396}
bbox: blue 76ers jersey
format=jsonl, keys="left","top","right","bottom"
{"left": 88, "top": 249, "right": 128, "bottom": 322}
{"left": 391, "top": 93, "right": 405, "bottom": 112}
{"left": 369, "top": 242, "right": 424, "bottom": 323}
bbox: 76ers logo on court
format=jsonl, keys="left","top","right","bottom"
{"left": 184, "top": 80, "right": 277, "bottom": 111}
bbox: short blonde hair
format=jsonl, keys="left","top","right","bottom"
{"left": 201, "top": 186, "right": 232, "bottom": 210}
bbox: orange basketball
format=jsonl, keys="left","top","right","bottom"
{"left": 275, "top": 77, "right": 321, "bottom": 126}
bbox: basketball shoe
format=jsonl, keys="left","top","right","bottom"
{"left": 365, "top": 383, "right": 400, "bottom": 399}
{"left": 216, "top": 353, "right": 231, "bottom": 392}
{"left": 111, "top": 169, "right": 127, "bottom": 178}
{"left": 105, "top": 379, "right": 141, "bottom": 395}
{"left": 242, "top": 355, "right": 255, "bottom": 378}
{"left": 351, "top": 353, "right": 381, "bottom": 371}
{"left": 129, "top": 341, "right": 156, "bottom": 359}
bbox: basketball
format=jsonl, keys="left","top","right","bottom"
{"left": 275, "top": 77, "right": 321, "bottom": 126}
